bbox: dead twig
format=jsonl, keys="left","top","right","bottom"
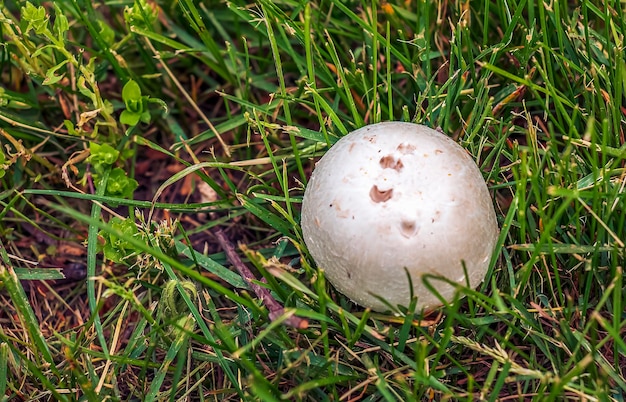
{"left": 214, "top": 229, "right": 308, "bottom": 329}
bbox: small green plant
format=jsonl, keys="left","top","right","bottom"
{"left": 124, "top": 0, "right": 160, "bottom": 31}
{"left": 3, "top": 2, "right": 164, "bottom": 194}
{"left": 88, "top": 143, "right": 120, "bottom": 171}
{"left": 159, "top": 279, "right": 198, "bottom": 324}
{"left": 98, "top": 216, "right": 140, "bottom": 264}
{"left": 87, "top": 142, "right": 138, "bottom": 198}
{"left": 106, "top": 168, "right": 139, "bottom": 198}
{"left": 120, "top": 79, "right": 168, "bottom": 128}
{"left": 13, "top": 2, "right": 117, "bottom": 135}
{"left": 120, "top": 80, "right": 151, "bottom": 126}
{"left": 98, "top": 212, "right": 178, "bottom": 271}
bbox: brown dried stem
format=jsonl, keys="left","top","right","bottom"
{"left": 214, "top": 229, "right": 308, "bottom": 329}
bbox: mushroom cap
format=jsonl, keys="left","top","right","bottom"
{"left": 301, "top": 122, "right": 498, "bottom": 312}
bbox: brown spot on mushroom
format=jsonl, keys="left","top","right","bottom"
{"left": 333, "top": 201, "right": 351, "bottom": 219}
{"left": 435, "top": 149, "right": 443, "bottom": 154}
{"left": 349, "top": 142, "right": 356, "bottom": 152}
{"left": 363, "top": 135, "right": 376, "bottom": 143}
{"left": 431, "top": 210, "right": 441, "bottom": 223}
{"left": 346, "top": 271, "right": 352, "bottom": 279}
{"left": 379, "top": 155, "right": 404, "bottom": 171}
{"left": 396, "top": 143, "right": 416, "bottom": 154}
{"left": 400, "top": 220, "right": 419, "bottom": 238}
{"left": 369, "top": 185, "right": 393, "bottom": 203}
{"left": 379, "top": 155, "right": 394, "bottom": 167}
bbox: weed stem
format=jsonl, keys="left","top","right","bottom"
{"left": 214, "top": 229, "right": 308, "bottom": 329}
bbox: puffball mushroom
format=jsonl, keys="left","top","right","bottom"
{"left": 301, "top": 122, "right": 498, "bottom": 312}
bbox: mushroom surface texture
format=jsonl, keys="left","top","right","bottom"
{"left": 301, "top": 122, "right": 498, "bottom": 312}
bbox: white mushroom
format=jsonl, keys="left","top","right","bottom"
{"left": 301, "top": 122, "right": 498, "bottom": 312}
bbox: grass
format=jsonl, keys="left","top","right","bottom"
{"left": 0, "top": 0, "right": 625, "bottom": 400}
